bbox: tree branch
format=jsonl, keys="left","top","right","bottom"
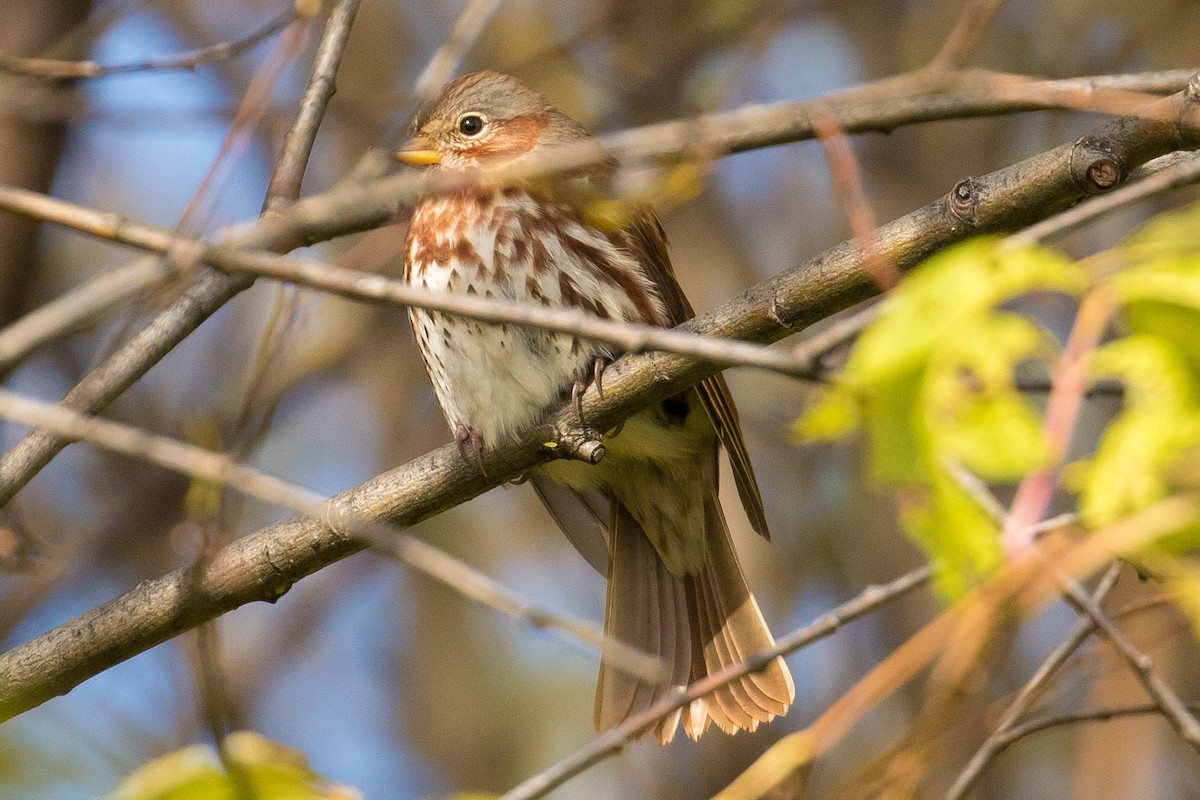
{"left": 502, "top": 565, "right": 935, "bottom": 800}
{"left": 1058, "top": 575, "right": 1200, "bottom": 750}
{"left": 0, "top": 67, "right": 1193, "bottom": 508}
{"left": 1, "top": 85, "right": 1198, "bottom": 721}
{"left": 993, "top": 702, "right": 1200, "bottom": 752}
{"left": 264, "top": 0, "right": 362, "bottom": 209}
{"left": 944, "top": 563, "right": 1123, "bottom": 800}
{"left": 929, "top": 0, "right": 1009, "bottom": 70}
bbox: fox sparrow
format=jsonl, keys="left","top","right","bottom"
{"left": 397, "top": 71, "right": 793, "bottom": 742}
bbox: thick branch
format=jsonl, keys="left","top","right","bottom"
{"left": 1, "top": 90, "right": 1198, "bottom": 720}
{"left": 0, "top": 67, "right": 1194, "bottom": 508}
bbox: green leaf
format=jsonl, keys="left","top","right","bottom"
{"left": 107, "top": 732, "right": 360, "bottom": 800}
{"left": 842, "top": 238, "right": 1083, "bottom": 386}
{"left": 923, "top": 313, "right": 1050, "bottom": 480}
{"left": 791, "top": 384, "right": 860, "bottom": 441}
{"left": 861, "top": 373, "right": 931, "bottom": 485}
{"left": 1075, "top": 336, "right": 1200, "bottom": 530}
{"left": 900, "top": 472, "right": 1003, "bottom": 600}
{"left": 794, "top": 238, "right": 1081, "bottom": 596}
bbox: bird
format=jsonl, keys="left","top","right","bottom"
{"left": 396, "top": 70, "right": 793, "bottom": 743}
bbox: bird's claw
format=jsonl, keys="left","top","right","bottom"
{"left": 571, "top": 356, "right": 611, "bottom": 424}
{"left": 455, "top": 424, "right": 488, "bottom": 477}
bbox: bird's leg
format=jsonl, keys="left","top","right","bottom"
{"left": 454, "top": 424, "right": 487, "bottom": 476}
{"left": 571, "top": 356, "right": 612, "bottom": 424}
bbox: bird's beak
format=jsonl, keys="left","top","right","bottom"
{"left": 395, "top": 134, "right": 441, "bottom": 167}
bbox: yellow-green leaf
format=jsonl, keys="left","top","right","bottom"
{"left": 108, "top": 731, "right": 360, "bottom": 800}
{"left": 1076, "top": 337, "right": 1200, "bottom": 529}
{"left": 792, "top": 384, "right": 860, "bottom": 441}
{"left": 899, "top": 473, "right": 1002, "bottom": 600}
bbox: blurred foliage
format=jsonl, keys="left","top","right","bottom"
{"left": 107, "top": 731, "right": 360, "bottom": 800}
{"left": 4, "top": 0, "right": 1200, "bottom": 798}
{"left": 796, "top": 238, "right": 1084, "bottom": 596}
{"left": 797, "top": 204, "right": 1200, "bottom": 602}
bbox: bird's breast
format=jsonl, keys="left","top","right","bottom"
{"left": 404, "top": 188, "right": 667, "bottom": 444}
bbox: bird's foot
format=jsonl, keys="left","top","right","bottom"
{"left": 571, "top": 356, "right": 611, "bottom": 424}
{"left": 454, "top": 424, "right": 488, "bottom": 477}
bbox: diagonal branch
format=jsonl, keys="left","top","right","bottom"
{"left": 0, "top": 68, "right": 1194, "bottom": 509}
{"left": 265, "top": 0, "right": 363, "bottom": 209}
{"left": 944, "top": 563, "right": 1123, "bottom": 800}
{"left": 1058, "top": 575, "right": 1200, "bottom": 750}
{"left": 0, "top": 389, "right": 660, "bottom": 680}
{"left": 929, "top": 0, "right": 1009, "bottom": 70}
{"left": 1, "top": 88, "right": 1198, "bottom": 722}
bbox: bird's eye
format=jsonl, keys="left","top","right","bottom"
{"left": 457, "top": 114, "right": 485, "bottom": 137}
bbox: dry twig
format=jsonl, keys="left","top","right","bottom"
{"left": 1, "top": 81, "right": 1198, "bottom": 724}
{"left": 944, "top": 563, "right": 1123, "bottom": 799}
{"left": 0, "top": 389, "right": 660, "bottom": 678}
{"left": 0, "top": 7, "right": 301, "bottom": 81}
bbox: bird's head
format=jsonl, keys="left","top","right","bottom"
{"left": 396, "top": 71, "right": 588, "bottom": 170}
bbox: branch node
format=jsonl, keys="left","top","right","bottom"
{"left": 1070, "top": 138, "right": 1125, "bottom": 195}
{"left": 551, "top": 424, "right": 607, "bottom": 465}
{"left": 948, "top": 177, "right": 980, "bottom": 226}
{"left": 1185, "top": 73, "right": 1200, "bottom": 103}
{"left": 1086, "top": 157, "right": 1122, "bottom": 192}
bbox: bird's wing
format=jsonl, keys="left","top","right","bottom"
{"left": 529, "top": 472, "right": 611, "bottom": 574}
{"left": 623, "top": 214, "right": 770, "bottom": 540}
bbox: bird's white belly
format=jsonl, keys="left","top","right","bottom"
{"left": 406, "top": 190, "right": 665, "bottom": 446}
{"left": 412, "top": 293, "right": 589, "bottom": 444}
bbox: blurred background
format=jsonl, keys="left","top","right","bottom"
{"left": 1, "top": 0, "right": 1199, "bottom": 797}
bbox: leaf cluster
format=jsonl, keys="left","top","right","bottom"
{"left": 796, "top": 204, "right": 1200, "bottom": 600}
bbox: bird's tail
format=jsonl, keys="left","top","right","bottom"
{"left": 594, "top": 493, "right": 794, "bottom": 743}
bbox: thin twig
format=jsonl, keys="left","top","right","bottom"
{"left": 413, "top": 0, "right": 505, "bottom": 104}
{"left": 1058, "top": 575, "right": 1200, "bottom": 751}
{"left": 0, "top": 7, "right": 301, "bottom": 81}
{"left": 944, "top": 563, "right": 1122, "bottom": 800}
{"left": 501, "top": 566, "right": 935, "bottom": 800}
{"left": 351, "top": 0, "right": 506, "bottom": 182}
{"left": 810, "top": 107, "right": 899, "bottom": 289}
{"left": 993, "top": 702, "right": 1200, "bottom": 751}
{"left": 265, "top": 0, "right": 363, "bottom": 209}
{"left": 1002, "top": 288, "right": 1116, "bottom": 553}
{"left": 788, "top": 300, "right": 883, "bottom": 374}
{"left": 929, "top": 0, "right": 1009, "bottom": 70}
{"left": 0, "top": 389, "right": 663, "bottom": 680}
